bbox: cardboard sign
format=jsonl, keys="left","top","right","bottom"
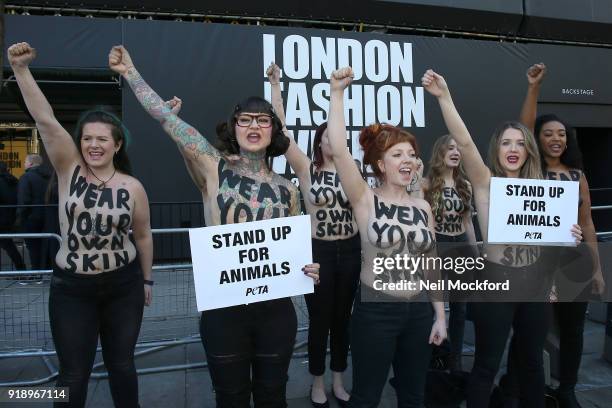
{"left": 487, "top": 177, "right": 579, "bottom": 245}
{"left": 189, "top": 215, "right": 313, "bottom": 311}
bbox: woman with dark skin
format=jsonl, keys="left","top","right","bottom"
{"left": 520, "top": 63, "right": 604, "bottom": 408}
{"left": 9, "top": 42, "right": 153, "bottom": 408}
{"left": 267, "top": 63, "right": 361, "bottom": 407}
{"left": 422, "top": 134, "right": 477, "bottom": 372}
{"left": 422, "top": 69, "right": 582, "bottom": 408}
{"left": 328, "top": 67, "right": 447, "bottom": 408}
{"left": 108, "top": 46, "right": 319, "bottom": 408}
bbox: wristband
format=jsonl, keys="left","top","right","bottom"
{"left": 144, "top": 280, "right": 154, "bottom": 286}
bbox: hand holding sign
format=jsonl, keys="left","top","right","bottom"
{"left": 302, "top": 263, "right": 321, "bottom": 285}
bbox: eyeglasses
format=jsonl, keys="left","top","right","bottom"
{"left": 235, "top": 114, "right": 273, "bottom": 128}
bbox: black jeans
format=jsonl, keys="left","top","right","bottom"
{"left": 349, "top": 290, "right": 434, "bottom": 408}
{"left": 200, "top": 297, "right": 297, "bottom": 408}
{"left": 49, "top": 261, "right": 144, "bottom": 408}
{"left": 305, "top": 234, "right": 361, "bottom": 375}
{"left": 467, "top": 301, "right": 551, "bottom": 408}
{"left": 435, "top": 232, "right": 470, "bottom": 366}
{"left": 555, "top": 301, "right": 588, "bottom": 389}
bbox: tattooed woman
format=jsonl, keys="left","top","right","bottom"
{"left": 423, "top": 135, "right": 477, "bottom": 372}
{"left": 326, "top": 67, "right": 446, "bottom": 408}
{"left": 267, "top": 63, "right": 360, "bottom": 407}
{"left": 520, "top": 63, "right": 604, "bottom": 408}
{"left": 9, "top": 42, "right": 153, "bottom": 408}
{"left": 421, "top": 69, "right": 582, "bottom": 408}
{"left": 108, "top": 46, "right": 319, "bottom": 408}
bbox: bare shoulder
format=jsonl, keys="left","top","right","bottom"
{"left": 117, "top": 174, "right": 148, "bottom": 197}
{"left": 270, "top": 172, "right": 298, "bottom": 193}
{"left": 411, "top": 196, "right": 432, "bottom": 211}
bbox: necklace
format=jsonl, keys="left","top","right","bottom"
{"left": 88, "top": 167, "right": 116, "bottom": 190}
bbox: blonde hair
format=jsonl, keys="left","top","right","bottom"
{"left": 487, "top": 121, "right": 542, "bottom": 179}
{"left": 425, "top": 135, "right": 471, "bottom": 218}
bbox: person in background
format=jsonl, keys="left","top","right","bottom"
{"left": 0, "top": 162, "right": 26, "bottom": 271}
{"left": 17, "top": 153, "right": 52, "bottom": 271}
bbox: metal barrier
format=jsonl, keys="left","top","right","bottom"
{"left": 0, "top": 229, "right": 310, "bottom": 387}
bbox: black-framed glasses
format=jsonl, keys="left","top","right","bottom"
{"left": 235, "top": 114, "right": 273, "bottom": 128}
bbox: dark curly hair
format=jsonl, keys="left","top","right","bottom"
{"left": 534, "top": 114, "right": 583, "bottom": 172}
{"left": 74, "top": 109, "right": 132, "bottom": 175}
{"left": 215, "top": 96, "right": 289, "bottom": 164}
{"left": 312, "top": 122, "right": 328, "bottom": 170}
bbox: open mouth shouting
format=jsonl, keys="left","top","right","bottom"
{"left": 548, "top": 143, "right": 564, "bottom": 155}
{"left": 506, "top": 154, "right": 520, "bottom": 165}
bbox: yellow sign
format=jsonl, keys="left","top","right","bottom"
{"left": 0, "top": 140, "right": 30, "bottom": 178}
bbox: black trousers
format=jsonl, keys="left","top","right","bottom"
{"left": 0, "top": 238, "right": 25, "bottom": 270}
{"left": 200, "top": 297, "right": 297, "bottom": 408}
{"left": 305, "top": 235, "right": 361, "bottom": 375}
{"left": 348, "top": 289, "right": 434, "bottom": 408}
{"left": 49, "top": 261, "right": 144, "bottom": 408}
{"left": 555, "top": 301, "right": 588, "bottom": 389}
{"left": 467, "top": 301, "right": 551, "bottom": 408}
{"left": 435, "top": 232, "right": 470, "bottom": 364}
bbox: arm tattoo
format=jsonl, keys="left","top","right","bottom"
{"left": 124, "top": 68, "right": 220, "bottom": 160}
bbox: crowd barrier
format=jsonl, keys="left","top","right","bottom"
{"left": 1, "top": 204, "right": 611, "bottom": 387}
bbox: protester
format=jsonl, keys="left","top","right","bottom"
{"left": 327, "top": 67, "right": 446, "bottom": 408}
{"left": 267, "top": 62, "right": 361, "bottom": 407}
{"left": 519, "top": 63, "right": 604, "bottom": 408}
{"left": 421, "top": 68, "right": 582, "bottom": 408}
{"left": 9, "top": 41, "right": 153, "bottom": 408}
{"left": 423, "top": 134, "right": 477, "bottom": 372}
{"left": 110, "top": 45, "right": 319, "bottom": 408}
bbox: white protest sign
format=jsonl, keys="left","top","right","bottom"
{"left": 189, "top": 215, "right": 313, "bottom": 311}
{"left": 487, "top": 177, "right": 579, "bottom": 245}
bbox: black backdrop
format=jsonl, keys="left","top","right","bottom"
{"left": 5, "top": 15, "right": 612, "bottom": 203}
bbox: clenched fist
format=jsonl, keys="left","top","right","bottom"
{"left": 422, "top": 69, "right": 449, "bottom": 98}
{"left": 108, "top": 45, "right": 135, "bottom": 75}
{"left": 266, "top": 62, "right": 281, "bottom": 84}
{"left": 526, "top": 63, "right": 546, "bottom": 86}
{"left": 8, "top": 42, "right": 36, "bottom": 69}
{"left": 164, "top": 96, "right": 182, "bottom": 115}
{"left": 330, "top": 67, "right": 354, "bottom": 92}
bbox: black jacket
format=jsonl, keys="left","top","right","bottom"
{"left": 17, "top": 164, "right": 52, "bottom": 230}
{"left": 0, "top": 171, "right": 19, "bottom": 229}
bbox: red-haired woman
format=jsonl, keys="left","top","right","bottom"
{"left": 326, "top": 67, "right": 447, "bottom": 407}
{"left": 267, "top": 63, "right": 360, "bottom": 407}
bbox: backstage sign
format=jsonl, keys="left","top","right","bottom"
{"left": 487, "top": 177, "right": 579, "bottom": 245}
{"left": 261, "top": 33, "right": 425, "bottom": 178}
{"left": 189, "top": 215, "right": 313, "bottom": 311}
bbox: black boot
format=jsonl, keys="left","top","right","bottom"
{"left": 556, "top": 387, "right": 583, "bottom": 408}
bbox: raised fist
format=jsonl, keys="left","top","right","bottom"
{"left": 8, "top": 42, "right": 36, "bottom": 69}
{"left": 108, "top": 45, "right": 135, "bottom": 75}
{"left": 266, "top": 62, "right": 281, "bottom": 84}
{"left": 526, "top": 63, "right": 546, "bottom": 86}
{"left": 421, "top": 69, "right": 448, "bottom": 98}
{"left": 330, "top": 67, "right": 353, "bottom": 92}
{"left": 164, "top": 96, "right": 182, "bottom": 115}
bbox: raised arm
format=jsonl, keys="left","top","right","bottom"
{"left": 422, "top": 70, "right": 490, "bottom": 190}
{"left": 577, "top": 174, "right": 605, "bottom": 294}
{"left": 519, "top": 63, "right": 546, "bottom": 133}
{"left": 108, "top": 46, "right": 221, "bottom": 166}
{"left": 266, "top": 63, "right": 311, "bottom": 179}
{"left": 8, "top": 43, "right": 80, "bottom": 174}
{"left": 327, "top": 67, "right": 369, "bottom": 208}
